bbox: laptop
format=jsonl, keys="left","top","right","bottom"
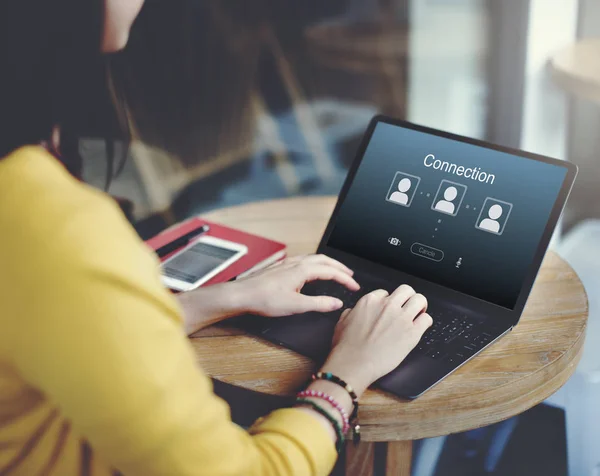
{"left": 241, "top": 115, "right": 578, "bottom": 400}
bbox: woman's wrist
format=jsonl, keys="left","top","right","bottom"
{"left": 177, "top": 282, "right": 249, "bottom": 334}
{"left": 319, "top": 352, "right": 373, "bottom": 398}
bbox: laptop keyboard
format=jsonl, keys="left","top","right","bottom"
{"left": 413, "top": 308, "right": 497, "bottom": 364}
{"left": 301, "top": 277, "right": 500, "bottom": 365}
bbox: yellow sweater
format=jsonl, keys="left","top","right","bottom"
{"left": 0, "top": 147, "right": 336, "bottom": 475}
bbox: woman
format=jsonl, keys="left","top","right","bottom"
{"left": 0, "top": 1, "right": 432, "bottom": 475}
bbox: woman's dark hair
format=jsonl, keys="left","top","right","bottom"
{"left": 0, "top": 0, "right": 128, "bottom": 185}
{"left": 109, "top": 0, "right": 264, "bottom": 166}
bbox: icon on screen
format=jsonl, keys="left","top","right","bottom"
{"left": 386, "top": 172, "right": 421, "bottom": 208}
{"left": 476, "top": 198, "right": 513, "bottom": 235}
{"left": 431, "top": 180, "right": 467, "bottom": 217}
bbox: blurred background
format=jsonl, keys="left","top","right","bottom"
{"left": 81, "top": 0, "right": 600, "bottom": 474}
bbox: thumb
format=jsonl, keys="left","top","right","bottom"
{"left": 339, "top": 308, "right": 352, "bottom": 322}
{"left": 291, "top": 294, "right": 344, "bottom": 314}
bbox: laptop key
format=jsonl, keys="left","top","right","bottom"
{"left": 443, "top": 353, "right": 465, "bottom": 365}
{"left": 427, "top": 349, "right": 448, "bottom": 360}
{"left": 443, "top": 333, "right": 459, "bottom": 344}
{"left": 462, "top": 344, "right": 478, "bottom": 354}
{"left": 414, "top": 344, "right": 427, "bottom": 354}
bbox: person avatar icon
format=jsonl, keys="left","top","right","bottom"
{"left": 434, "top": 186, "right": 458, "bottom": 214}
{"left": 389, "top": 178, "right": 412, "bottom": 205}
{"left": 478, "top": 204, "right": 503, "bottom": 233}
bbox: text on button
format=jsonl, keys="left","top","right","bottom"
{"left": 410, "top": 243, "right": 444, "bottom": 262}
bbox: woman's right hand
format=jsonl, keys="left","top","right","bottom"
{"left": 321, "top": 285, "right": 433, "bottom": 397}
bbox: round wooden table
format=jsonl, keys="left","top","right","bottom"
{"left": 191, "top": 196, "right": 588, "bottom": 475}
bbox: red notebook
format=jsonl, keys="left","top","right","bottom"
{"left": 146, "top": 218, "right": 287, "bottom": 287}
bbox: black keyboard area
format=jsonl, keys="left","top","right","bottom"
{"left": 301, "top": 277, "right": 501, "bottom": 366}
{"left": 413, "top": 308, "right": 497, "bottom": 365}
{"left": 302, "top": 277, "right": 380, "bottom": 309}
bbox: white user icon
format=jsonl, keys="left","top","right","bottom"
{"left": 434, "top": 186, "right": 458, "bottom": 215}
{"left": 389, "top": 178, "right": 412, "bottom": 205}
{"left": 479, "top": 204, "right": 503, "bottom": 233}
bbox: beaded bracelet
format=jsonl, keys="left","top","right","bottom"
{"left": 296, "top": 398, "right": 345, "bottom": 453}
{"left": 312, "top": 372, "right": 358, "bottom": 420}
{"left": 311, "top": 372, "right": 361, "bottom": 444}
{"left": 312, "top": 372, "right": 357, "bottom": 398}
{"left": 297, "top": 389, "right": 350, "bottom": 434}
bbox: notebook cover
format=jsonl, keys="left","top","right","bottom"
{"left": 146, "top": 218, "right": 287, "bottom": 287}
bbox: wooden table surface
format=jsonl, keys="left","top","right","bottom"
{"left": 550, "top": 38, "right": 600, "bottom": 104}
{"left": 191, "top": 196, "right": 588, "bottom": 474}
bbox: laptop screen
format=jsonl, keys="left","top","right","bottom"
{"left": 327, "top": 122, "right": 569, "bottom": 309}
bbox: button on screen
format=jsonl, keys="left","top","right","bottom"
{"left": 411, "top": 243, "right": 444, "bottom": 262}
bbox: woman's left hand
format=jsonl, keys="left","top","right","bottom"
{"left": 177, "top": 254, "right": 359, "bottom": 335}
{"left": 234, "top": 254, "right": 360, "bottom": 317}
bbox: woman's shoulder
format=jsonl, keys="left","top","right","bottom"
{"left": 0, "top": 146, "right": 145, "bottom": 271}
{"left": 0, "top": 146, "right": 96, "bottom": 215}
{"left": 0, "top": 145, "right": 165, "bottom": 310}
{"left": 0, "top": 148, "right": 179, "bottom": 361}
{"left": 0, "top": 146, "right": 116, "bottom": 226}
{"left": 0, "top": 145, "right": 67, "bottom": 180}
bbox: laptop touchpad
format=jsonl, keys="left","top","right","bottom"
{"left": 263, "top": 312, "right": 339, "bottom": 362}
